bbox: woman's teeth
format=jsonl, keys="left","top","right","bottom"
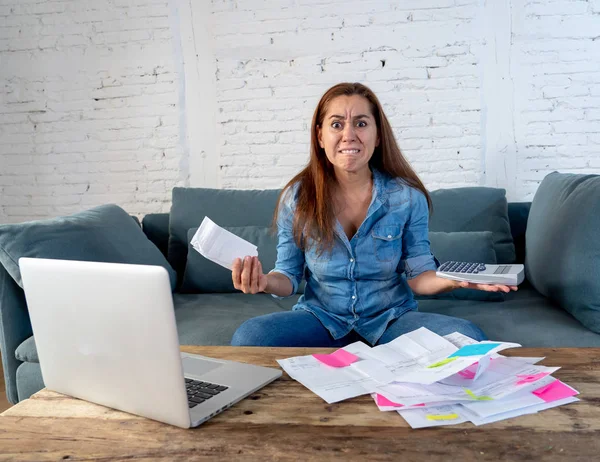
{"left": 340, "top": 149, "right": 359, "bottom": 154}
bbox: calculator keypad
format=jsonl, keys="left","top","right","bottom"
{"left": 439, "top": 261, "right": 486, "bottom": 274}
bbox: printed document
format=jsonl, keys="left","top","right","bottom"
{"left": 374, "top": 356, "right": 559, "bottom": 406}
{"left": 343, "top": 327, "right": 520, "bottom": 385}
{"left": 190, "top": 216, "right": 257, "bottom": 269}
{"left": 276, "top": 352, "right": 382, "bottom": 403}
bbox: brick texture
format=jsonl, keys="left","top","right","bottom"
{"left": 1, "top": 0, "right": 599, "bottom": 223}
{"left": 209, "top": 0, "right": 599, "bottom": 195}
{"left": 512, "top": 0, "right": 600, "bottom": 198}
{"left": 0, "top": 0, "right": 183, "bottom": 223}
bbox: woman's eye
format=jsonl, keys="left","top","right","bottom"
{"left": 331, "top": 122, "right": 342, "bottom": 129}
{"left": 357, "top": 120, "right": 367, "bottom": 128}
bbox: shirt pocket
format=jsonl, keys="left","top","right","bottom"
{"left": 305, "top": 241, "right": 331, "bottom": 279}
{"left": 371, "top": 224, "right": 403, "bottom": 262}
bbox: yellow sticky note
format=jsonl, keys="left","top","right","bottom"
{"left": 464, "top": 389, "right": 493, "bottom": 401}
{"left": 426, "top": 413, "right": 459, "bottom": 421}
{"left": 427, "top": 357, "right": 458, "bottom": 368}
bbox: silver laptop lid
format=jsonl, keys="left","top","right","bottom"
{"left": 19, "top": 257, "right": 191, "bottom": 428}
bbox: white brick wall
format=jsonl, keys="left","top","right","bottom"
{"left": 1, "top": 0, "right": 600, "bottom": 223}
{"left": 512, "top": 0, "right": 600, "bottom": 198}
{"left": 200, "top": 0, "right": 600, "bottom": 197}
{"left": 208, "top": 0, "right": 484, "bottom": 190}
{"left": 0, "top": 0, "right": 184, "bottom": 223}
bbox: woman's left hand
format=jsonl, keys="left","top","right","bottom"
{"left": 455, "top": 281, "right": 518, "bottom": 293}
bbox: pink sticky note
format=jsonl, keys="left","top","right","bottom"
{"left": 375, "top": 394, "right": 404, "bottom": 407}
{"left": 374, "top": 395, "right": 426, "bottom": 408}
{"left": 458, "top": 369, "right": 476, "bottom": 379}
{"left": 457, "top": 361, "right": 479, "bottom": 379}
{"left": 516, "top": 372, "right": 550, "bottom": 385}
{"left": 313, "top": 348, "right": 359, "bottom": 368}
{"left": 458, "top": 369, "right": 475, "bottom": 379}
{"left": 533, "top": 380, "right": 579, "bottom": 403}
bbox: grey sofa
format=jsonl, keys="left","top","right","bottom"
{"left": 2, "top": 171, "right": 599, "bottom": 405}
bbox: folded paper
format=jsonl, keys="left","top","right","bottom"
{"left": 190, "top": 217, "right": 257, "bottom": 270}
{"left": 464, "top": 388, "right": 493, "bottom": 401}
{"left": 516, "top": 372, "right": 550, "bottom": 385}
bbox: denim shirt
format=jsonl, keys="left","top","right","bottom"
{"left": 271, "top": 169, "right": 438, "bottom": 345}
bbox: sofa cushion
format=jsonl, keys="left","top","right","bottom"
{"left": 173, "top": 292, "right": 296, "bottom": 345}
{"left": 429, "top": 187, "right": 516, "bottom": 264}
{"left": 417, "top": 231, "right": 504, "bottom": 302}
{"left": 16, "top": 361, "right": 44, "bottom": 402}
{"left": 525, "top": 172, "right": 600, "bottom": 334}
{"left": 168, "top": 188, "right": 281, "bottom": 280}
{"left": 15, "top": 335, "right": 37, "bottom": 363}
{"left": 419, "top": 283, "right": 600, "bottom": 347}
{"left": 0, "top": 204, "right": 177, "bottom": 291}
{"left": 181, "top": 225, "right": 279, "bottom": 293}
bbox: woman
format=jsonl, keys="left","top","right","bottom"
{"left": 231, "top": 82, "right": 516, "bottom": 347}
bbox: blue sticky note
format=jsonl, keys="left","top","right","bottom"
{"left": 449, "top": 343, "right": 501, "bottom": 358}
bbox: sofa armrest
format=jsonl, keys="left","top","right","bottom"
{"left": 0, "top": 263, "right": 33, "bottom": 404}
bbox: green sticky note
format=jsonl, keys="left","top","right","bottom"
{"left": 427, "top": 357, "right": 458, "bottom": 368}
{"left": 464, "top": 388, "right": 493, "bottom": 401}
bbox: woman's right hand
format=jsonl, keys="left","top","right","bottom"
{"left": 232, "top": 256, "right": 268, "bottom": 294}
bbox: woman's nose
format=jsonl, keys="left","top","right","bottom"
{"left": 342, "top": 124, "right": 356, "bottom": 141}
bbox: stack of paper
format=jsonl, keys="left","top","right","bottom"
{"left": 277, "top": 328, "right": 579, "bottom": 428}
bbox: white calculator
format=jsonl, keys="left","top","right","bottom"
{"left": 436, "top": 261, "right": 525, "bottom": 286}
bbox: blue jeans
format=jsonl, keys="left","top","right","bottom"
{"left": 230, "top": 310, "right": 487, "bottom": 347}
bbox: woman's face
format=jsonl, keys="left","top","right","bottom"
{"left": 317, "top": 94, "right": 380, "bottom": 176}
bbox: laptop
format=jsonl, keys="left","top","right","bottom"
{"left": 19, "top": 257, "right": 282, "bottom": 428}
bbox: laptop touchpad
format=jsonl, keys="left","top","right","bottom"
{"left": 182, "top": 357, "right": 223, "bottom": 377}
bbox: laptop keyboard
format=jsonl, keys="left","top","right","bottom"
{"left": 185, "top": 378, "right": 229, "bottom": 408}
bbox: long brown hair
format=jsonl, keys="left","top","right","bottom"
{"left": 274, "top": 82, "right": 431, "bottom": 253}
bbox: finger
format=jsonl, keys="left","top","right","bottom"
{"left": 257, "top": 260, "right": 267, "bottom": 291}
{"left": 240, "top": 256, "right": 251, "bottom": 292}
{"left": 231, "top": 258, "right": 242, "bottom": 289}
{"left": 250, "top": 257, "right": 259, "bottom": 293}
{"left": 465, "top": 283, "right": 512, "bottom": 293}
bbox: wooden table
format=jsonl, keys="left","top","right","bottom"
{"left": 1, "top": 347, "right": 599, "bottom": 461}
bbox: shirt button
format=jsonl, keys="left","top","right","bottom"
{"left": 387, "top": 234, "right": 392, "bottom": 238}
{"left": 352, "top": 295, "right": 356, "bottom": 300}
{"left": 350, "top": 258, "right": 354, "bottom": 263}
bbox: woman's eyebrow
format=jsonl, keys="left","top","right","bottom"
{"left": 328, "top": 114, "right": 372, "bottom": 120}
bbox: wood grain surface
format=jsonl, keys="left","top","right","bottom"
{"left": 0, "top": 347, "right": 599, "bottom": 461}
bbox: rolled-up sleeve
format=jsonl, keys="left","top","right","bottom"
{"left": 269, "top": 189, "right": 305, "bottom": 298}
{"left": 401, "top": 189, "right": 439, "bottom": 279}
